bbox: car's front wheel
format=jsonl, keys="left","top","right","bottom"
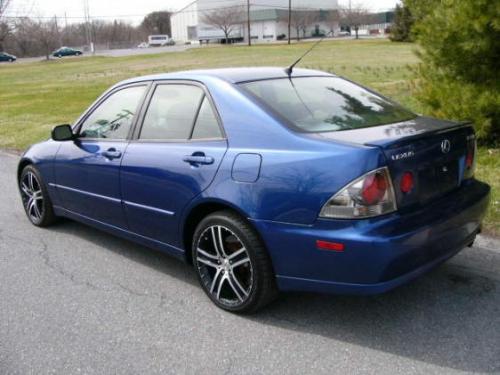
{"left": 192, "top": 211, "right": 277, "bottom": 313}
{"left": 19, "top": 165, "right": 57, "bottom": 227}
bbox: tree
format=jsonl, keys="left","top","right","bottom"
{"left": 286, "top": 10, "right": 315, "bottom": 41}
{"left": 12, "top": 17, "right": 39, "bottom": 56}
{"left": 390, "top": 3, "right": 413, "bottom": 42}
{"left": 141, "top": 11, "right": 172, "bottom": 36}
{"left": 201, "top": 6, "right": 244, "bottom": 44}
{"left": 36, "top": 20, "right": 59, "bottom": 60}
{"left": 0, "top": 0, "right": 11, "bottom": 51}
{"left": 341, "top": 2, "right": 369, "bottom": 39}
{"left": 324, "top": 10, "right": 341, "bottom": 36}
{"left": 406, "top": 0, "right": 500, "bottom": 143}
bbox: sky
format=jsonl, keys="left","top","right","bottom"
{"left": 5, "top": 0, "right": 400, "bottom": 24}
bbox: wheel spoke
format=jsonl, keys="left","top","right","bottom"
{"left": 229, "top": 271, "right": 248, "bottom": 300}
{"left": 28, "top": 198, "right": 40, "bottom": 219}
{"left": 231, "top": 257, "right": 250, "bottom": 269}
{"left": 210, "top": 268, "right": 223, "bottom": 294}
{"left": 210, "top": 226, "right": 223, "bottom": 258}
{"left": 197, "top": 256, "right": 219, "bottom": 269}
{"left": 226, "top": 273, "right": 244, "bottom": 301}
{"left": 33, "top": 201, "right": 42, "bottom": 219}
{"left": 21, "top": 182, "right": 32, "bottom": 197}
{"left": 197, "top": 248, "right": 218, "bottom": 260}
{"left": 27, "top": 197, "right": 34, "bottom": 211}
{"left": 27, "top": 173, "right": 36, "bottom": 191}
{"left": 216, "top": 226, "right": 228, "bottom": 257}
{"left": 216, "top": 274, "right": 226, "bottom": 300}
{"left": 228, "top": 247, "right": 246, "bottom": 260}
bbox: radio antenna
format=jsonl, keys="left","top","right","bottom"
{"left": 285, "top": 30, "right": 333, "bottom": 77}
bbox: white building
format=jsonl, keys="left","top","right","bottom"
{"left": 171, "top": 0, "right": 339, "bottom": 44}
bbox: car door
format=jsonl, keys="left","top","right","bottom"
{"left": 121, "top": 81, "right": 228, "bottom": 246}
{"left": 54, "top": 83, "right": 149, "bottom": 228}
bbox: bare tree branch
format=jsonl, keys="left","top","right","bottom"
{"left": 0, "top": 0, "right": 11, "bottom": 51}
{"left": 340, "top": 2, "right": 369, "bottom": 39}
{"left": 201, "top": 6, "right": 244, "bottom": 44}
{"left": 0, "top": 0, "right": 11, "bottom": 18}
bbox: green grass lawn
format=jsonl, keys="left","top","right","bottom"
{"left": 0, "top": 39, "right": 498, "bottom": 234}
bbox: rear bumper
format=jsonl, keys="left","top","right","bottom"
{"left": 251, "top": 179, "right": 490, "bottom": 294}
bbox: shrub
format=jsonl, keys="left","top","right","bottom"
{"left": 390, "top": 3, "right": 414, "bottom": 42}
{"left": 406, "top": 0, "right": 500, "bottom": 144}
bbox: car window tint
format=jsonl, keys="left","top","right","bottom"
{"left": 140, "top": 85, "right": 204, "bottom": 140}
{"left": 191, "top": 97, "right": 222, "bottom": 139}
{"left": 79, "top": 86, "right": 146, "bottom": 139}
{"left": 241, "top": 77, "right": 416, "bottom": 133}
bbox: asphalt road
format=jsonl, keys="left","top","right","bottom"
{"left": 0, "top": 150, "right": 499, "bottom": 374}
{"left": 2, "top": 45, "right": 194, "bottom": 65}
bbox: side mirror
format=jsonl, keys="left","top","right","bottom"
{"left": 51, "top": 124, "right": 74, "bottom": 141}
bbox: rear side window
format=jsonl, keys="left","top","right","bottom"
{"left": 191, "top": 97, "right": 222, "bottom": 139}
{"left": 79, "top": 85, "right": 146, "bottom": 139}
{"left": 241, "top": 77, "right": 416, "bottom": 133}
{"left": 140, "top": 85, "right": 204, "bottom": 140}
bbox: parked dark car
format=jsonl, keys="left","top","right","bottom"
{"left": 17, "top": 68, "right": 490, "bottom": 313}
{"left": 0, "top": 52, "right": 16, "bottom": 62}
{"left": 52, "top": 47, "right": 83, "bottom": 58}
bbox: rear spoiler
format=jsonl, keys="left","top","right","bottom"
{"left": 314, "top": 117, "right": 474, "bottom": 149}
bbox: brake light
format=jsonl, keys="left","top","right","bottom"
{"left": 466, "top": 150, "right": 474, "bottom": 168}
{"left": 362, "top": 173, "right": 387, "bottom": 204}
{"left": 319, "top": 167, "right": 397, "bottom": 219}
{"left": 400, "top": 172, "right": 414, "bottom": 193}
{"left": 464, "top": 134, "right": 476, "bottom": 179}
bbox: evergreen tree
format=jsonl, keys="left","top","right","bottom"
{"left": 406, "top": 0, "right": 500, "bottom": 143}
{"left": 390, "top": 3, "right": 413, "bottom": 42}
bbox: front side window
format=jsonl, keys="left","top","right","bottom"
{"left": 241, "top": 77, "right": 416, "bottom": 133}
{"left": 79, "top": 86, "right": 146, "bottom": 139}
{"left": 140, "top": 84, "right": 205, "bottom": 140}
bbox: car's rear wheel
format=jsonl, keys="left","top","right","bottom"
{"left": 192, "top": 210, "right": 277, "bottom": 313}
{"left": 19, "top": 165, "right": 57, "bottom": 227}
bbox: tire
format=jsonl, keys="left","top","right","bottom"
{"left": 19, "top": 165, "right": 57, "bottom": 227}
{"left": 9, "top": 58, "right": 14, "bottom": 62}
{"left": 192, "top": 210, "right": 278, "bottom": 313}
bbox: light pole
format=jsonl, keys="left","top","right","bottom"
{"left": 247, "top": 0, "right": 251, "bottom": 46}
{"left": 287, "top": 0, "right": 291, "bottom": 45}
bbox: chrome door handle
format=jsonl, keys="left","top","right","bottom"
{"left": 102, "top": 148, "right": 122, "bottom": 159}
{"left": 183, "top": 154, "right": 214, "bottom": 165}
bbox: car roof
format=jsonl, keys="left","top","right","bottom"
{"left": 117, "top": 67, "right": 334, "bottom": 86}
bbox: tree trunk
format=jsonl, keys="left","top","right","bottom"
{"left": 355, "top": 26, "right": 359, "bottom": 39}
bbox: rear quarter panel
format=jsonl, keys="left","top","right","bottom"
{"left": 192, "top": 78, "right": 386, "bottom": 225}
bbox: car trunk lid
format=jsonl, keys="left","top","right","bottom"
{"left": 313, "top": 116, "right": 474, "bottom": 210}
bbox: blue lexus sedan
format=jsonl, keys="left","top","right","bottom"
{"left": 18, "top": 68, "right": 490, "bottom": 313}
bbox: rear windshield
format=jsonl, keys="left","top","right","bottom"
{"left": 241, "top": 76, "right": 416, "bottom": 133}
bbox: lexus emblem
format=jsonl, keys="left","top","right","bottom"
{"left": 441, "top": 139, "right": 451, "bottom": 154}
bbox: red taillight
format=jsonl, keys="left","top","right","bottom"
{"left": 319, "top": 167, "right": 397, "bottom": 219}
{"left": 361, "top": 172, "right": 387, "bottom": 205}
{"left": 400, "top": 172, "right": 414, "bottom": 193}
{"left": 316, "top": 240, "right": 345, "bottom": 252}
{"left": 466, "top": 148, "right": 474, "bottom": 168}
{"left": 464, "top": 134, "right": 476, "bottom": 179}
